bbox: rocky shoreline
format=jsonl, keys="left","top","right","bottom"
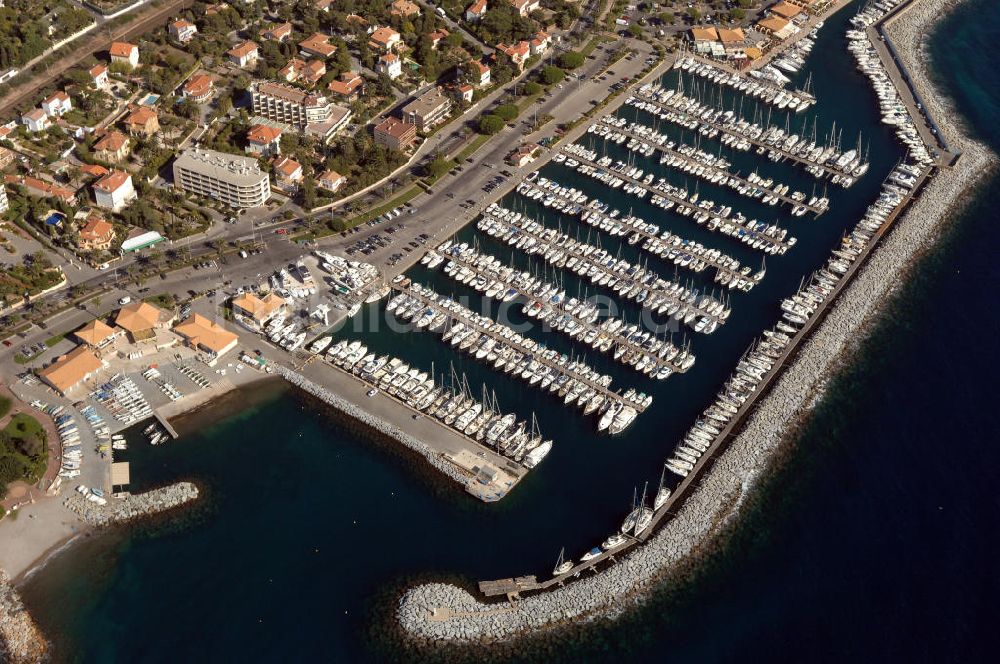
{"left": 62, "top": 482, "right": 199, "bottom": 527}
{"left": 276, "top": 367, "right": 470, "bottom": 487}
{"left": 396, "top": 0, "right": 996, "bottom": 643}
{"left": 0, "top": 570, "right": 49, "bottom": 664}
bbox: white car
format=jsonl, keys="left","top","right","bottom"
{"left": 118, "top": 296, "right": 131, "bottom": 305}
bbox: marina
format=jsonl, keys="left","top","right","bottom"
{"left": 581, "top": 116, "right": 829, "bottom": 215}
{"left": 549, "top": 153, "right": 797, "bottom": 254}
{"left": 475, "top": 204, "right": 732, "bottom": 331}
{"left": 627, "top": 84, "right": 871, "bottom": 184}
{"left": 673, "top": 54, "right": 817, "bottom": 112}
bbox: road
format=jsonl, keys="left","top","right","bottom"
{"left": 0, "top": 0, "right": 193, "bottom": 116}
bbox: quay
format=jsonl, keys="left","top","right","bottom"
{"left": 477, "top": 206, "right": 731, "bottom": 331}
{"left": 431, "top": 241, "right": 693, "bottom": 378}
{"left": 628, "top": 87, "right": 866, "bottom": 184}
{"left": 586, "top": 117, "right": 828, "bottom": 215}
{"left": 555, "top": 152, "right": 797, "bottom": 254}
{"left": 512, "top": 180, "right": 754, "bottom": 288}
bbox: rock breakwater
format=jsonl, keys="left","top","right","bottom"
{"left": 63, "top": 482, "right": 199, "bottom": 527}
{"left": 396, "top": 0, "right": 996, "bottom": 643}
{"left": 0, "top": 570, "right": 48, "bottom": 664}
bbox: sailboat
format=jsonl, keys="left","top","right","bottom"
{"left": 553, "top": 547, "right": 573, "bottom": 576}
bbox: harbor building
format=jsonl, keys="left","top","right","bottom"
{"left": 250, "top": 81, "right": 351, "bottom": 141}
{"left": 73, "top": 318, "right": 119, "bottom": 349}
{"left": 173, "top": 314, "right": 238, "bottom": 364}
{"left": 172, "top": 147, "right": 272, "bottom": 208}
{"left": 114, "top": 302, "right": 175, "bottom": 343}
{"left": 232, "top": 292, "right": 285, "bottom": 331}
{"left": 37, "top": 345, "right": 105, "bottom": 395}
{"left": 401, "top": 87, "right": 452, "bottom": 130}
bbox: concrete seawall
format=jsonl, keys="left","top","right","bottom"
{"left": 396, "top": 0, "right": 996, "bottom": 643}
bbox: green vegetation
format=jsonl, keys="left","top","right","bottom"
{"left": 478, "top": 114, "right": 506, "bottom": 135}
{"left": 143, "top": 293, "right": 176, "bottom": 310}
{"left": 494, "top": 103, "right": 519, "bottom": 122}
{"left": 0, "top": 396, "right": 11, "bottom": 419}
{"left": 44, "top": 334, "right": 64, "bottom": 348}
{"left": 0, "top": 1, "right": 94, "bottom": 70}
{"left": 522, "top": 81, "right": 543, "bottom": 96}
{"left": 541, "top": 66, "right": 565, "bottom": 85}
{"left": 558, "top": 51, "right": 585, "bottom": 70}
{"left": 0, "top": 413, "right": 48, "bottom": 497}
{"left": 0, "top": 251, "right": 62, "bottom": 307}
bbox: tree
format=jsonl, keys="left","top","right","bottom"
{"left": 478, "top": 114, "right": 505, "bottom": 135}
{"left": 494, "top": 103, "right": 519, "bottom": 122}
{"left": 628, "top": 24, "right": 643, "bottom": 38}
{"left": 301, "top": 176, "right": 317, "bottom": 209}
{"left": 522, "top": 81, "right": 542, "bottom": 96}
{"left": 730, "top": 8, "right": 746, "bottom": 21}
{"left": 541, "top": 66, "right": 565, "bottom": 85}
{"left": 424, "top": 152, "right": 452, "bottom": 179}
{"left": 687, "top": 7, "right": 701, "bottom": 22}
{"left": 558, "top": 51, "right": 585, "bottom": 70}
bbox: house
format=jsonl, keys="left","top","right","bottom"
{"left": 496, "top": 41, "right": 530, "bottom": 71}
{"left": 471, "top": 61, "right": 491, "bottom": 87}
{"left": 318, "top": 170, "right": 346, "bottom": 193}
{"left": 466, "top": 0, "right": 487, "bottom": 23}
{"left": 76, "top": 216, "right": 116, "bottom": 252}
{"left": 5, "top": 175, "right": 76, "bottom": 204}
{"left": 771, "top": 1, "right": 805, "bottom": 21}
{"left": 298, "top": 33, "right": 337, "bottom": 59}
{"left": 22, "top": 108, "right": 49, "bottom": 133}
{"left": 73, "top": 318, "right": 118, "bottom": 348}
{"left": 174, "top": 314, "right": 238, "bottom": 363}
{"left": 92, "top": 169, "right": 136, "bottom": 212}
{"left": 41, "top": 91, "right": 72, "bottom": 117}
{"left": 90, "top": 64, "right": 110, "bottom": 90}
{"left": 530, "top": 30, "right": 551, "bottom": 56}
{"left": 38, "top": 345, "right": 104, "bottom": 395}
{"left": 373, "top": 116, "right": 417, "bottom": 151}
{"left": 428, "top": 29, "right": 450, "bottom": 50}
{"left": 182, "top": 74, "right": 215, "bottom": 102}
{"left": 123, "top": 107, "right": 159, "bottom": 136}
{"left": 401, "top": 87, "right": 451, "bottom": 130}
{"left": 327, "top": 71, "right": 363, "bottom": 100}
{"left": 315, "top": 0, "right": 335, "bottom": 11}
{"left": 80, "top": 164, "right": 109, "bottom": 179}
{"left": 272, "top": 156, "right": 304, "bottom": 192}
{"left": 391, "top": 0, "right": 421, "bottom": 17}
{"left": 369, "top": 26, "right": 402, "bottom": 53}
{"left": 377, "top": 53, "right": 402, "bottom": 80}
{"left": 227, "top": 41, "right": 259, "bottom": 68}
{"left": 510, "top": 0, "right": 539, "bottom": 16}
{"left": 246, "top": 124, "right": 283, "bottom": 157}
{"left": 232, "top": 292, "right": 285, "bottom": 331}
{"left": 109, "top": 41, "right": 139, "bottom": 68}
{"left": 507, "top": 142, "right": 540, "bottom": 167}
{"left": 455, "top": 84, "right": 474, "bottom": 103}
{"left": 114, "top": 301, "right": 174, "bottom": 342}
{"left": 169, "top": 19, "right": 198, "bottom": 44}
{"left": 279, "top": 58, "right": 326, "bottom": 86}
{"left": 259, "top": 22, "right": 292, "bottom": 42}
{"left": 93, "top": 131, "right": 130, "bottom": 163}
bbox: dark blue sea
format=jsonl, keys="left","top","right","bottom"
{"left": 17, "top": 1, "right": 1000, "bottom": 661}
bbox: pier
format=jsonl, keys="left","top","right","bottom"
{"left": 432, "top": 241, "right": 693, "bottom": 378}
{"left": 512, "top": 180, "right": 755, "bottom": 288}
{"left": 553, "top": 153, "right": 797, "bottom": 254}
{"left": 478, "top": 206, "right": 731, "bottom": 331}
{"left": 586, "top": 117, "right": 828, "bottom": 215}
{"left": 389, "top": 282, "right": 654, "bottom": 429}
{"left": 628, "top": 87, "right": 866, "bottom": 184}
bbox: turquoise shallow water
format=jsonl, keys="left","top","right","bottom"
{"left": 17, "top": 1, "right": 1000, "bottom": 661}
